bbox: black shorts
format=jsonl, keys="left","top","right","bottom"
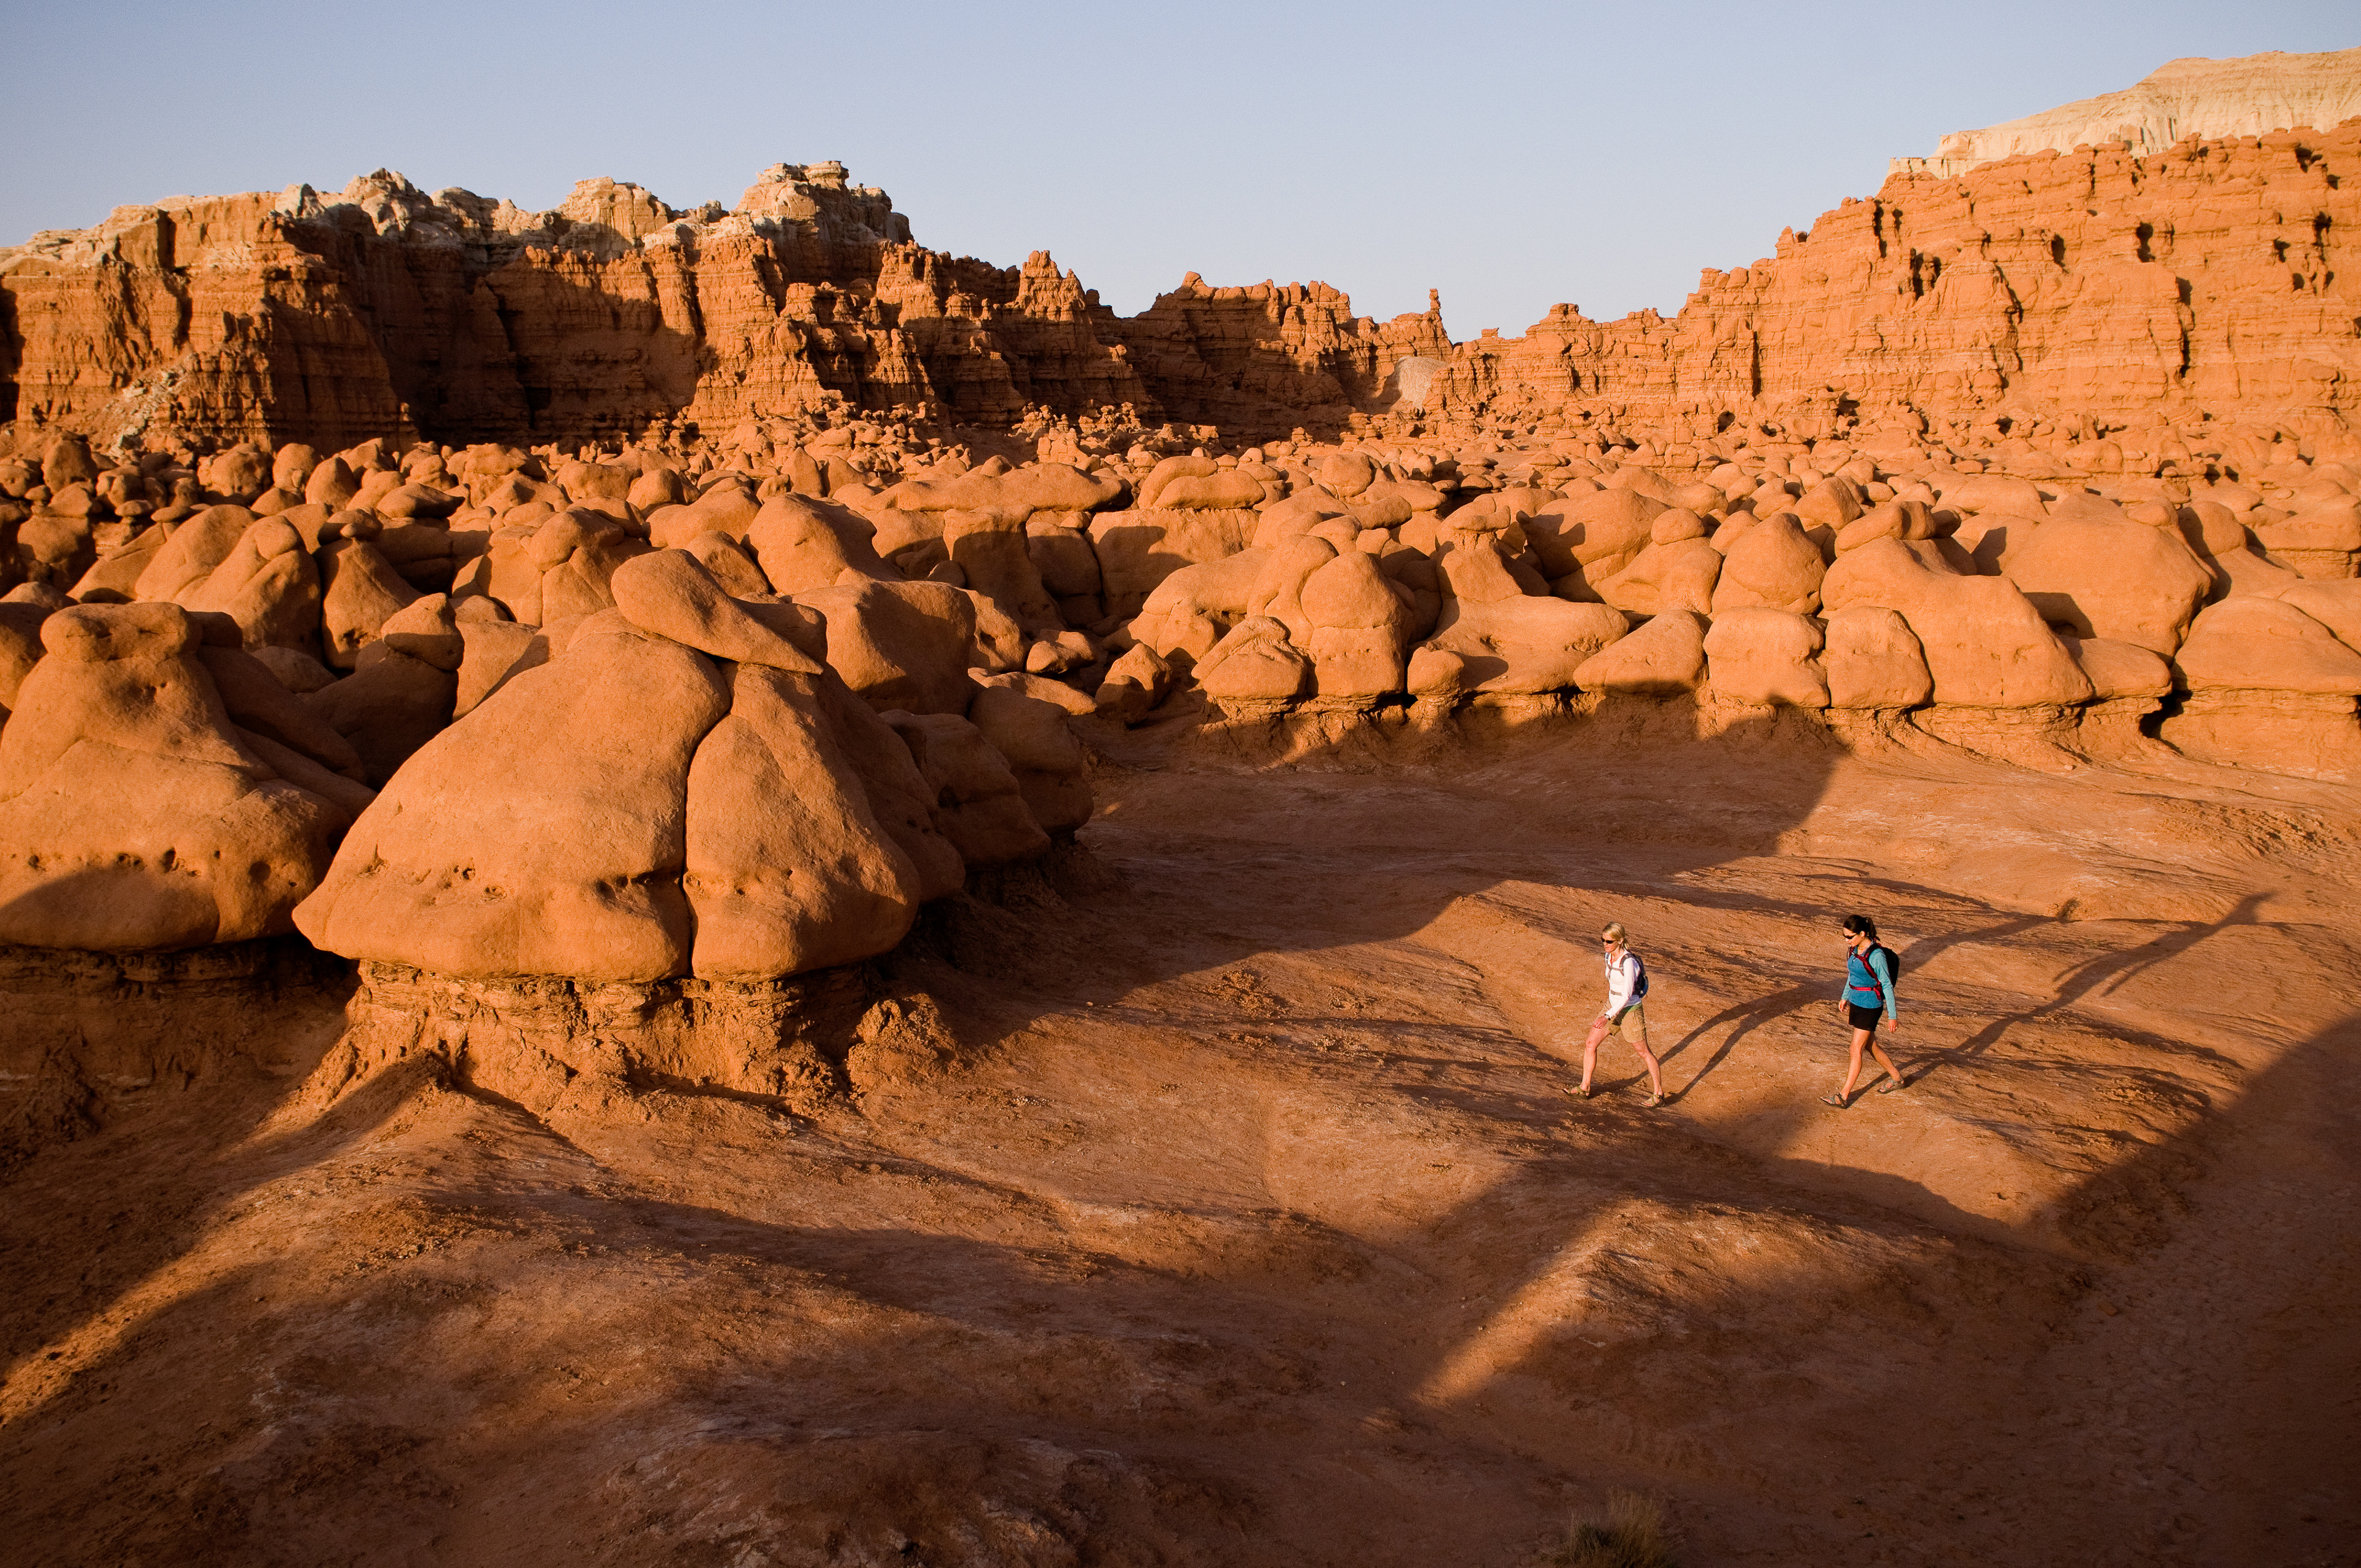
{"left": 1846, "top": 1003, "right": 1885, "bottom": 1032}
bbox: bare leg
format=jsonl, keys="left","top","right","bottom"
{"left": 1633, "top": 1035, "right": 1664, "bottom": 1098}
{"left": 1838, "top": 1028, "right": 1875, "bottom": 1100}
{"left": 1579, "top": 1017, "right": 1609, "bottom": 1094}
{"left": 1870, "top": 1039, "right": 1903, "bottom": 1085}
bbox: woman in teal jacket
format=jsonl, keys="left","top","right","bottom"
{"left": 1824, "top": 913, "right": 1907, "bottom": 1107}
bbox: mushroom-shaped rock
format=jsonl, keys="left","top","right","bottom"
{"left": 1823, "top": 608, "right": 1932, "bottom": 709}
{"left": 1573, "top": 610, "right": 1707, "bottom": 695}
{"left": 0, "top": 603, "right": 346, "bottom": 949}
{"left": 1821, "top": 538, "right": 2092, "bottom": 707}
{"left": 1704, "top": 608, "right": 1829, "bottom": 708}
{"left": 2003, "top": 513, "right": 2212, "bottom": 655}
{"left": 296, "top": 614, "right": 731, "bottom": 981}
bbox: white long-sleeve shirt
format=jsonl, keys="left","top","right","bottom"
{"left": 1603, "top": 948, "right": 1641, "bottom": 1014}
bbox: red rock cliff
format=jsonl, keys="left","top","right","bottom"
{"left": 1436, "top": 121, "right": 2361, "bottom": 446}
{"left": 0, "top": 162, "right": 1150, "bottom": 450}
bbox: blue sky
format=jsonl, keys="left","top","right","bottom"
{"left": 2, "top": 1, "right": 2352, "bottom": 339}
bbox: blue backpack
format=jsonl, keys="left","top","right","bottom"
{"left": 1629, "top": 951, "right": 1650, "bottom": 1000}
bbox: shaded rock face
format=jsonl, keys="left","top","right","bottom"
{"left": 0, "top": 936, "right": 353, "bottom": 1165}
{"left": 1098, "top": 278, "right": 1454, "bottom": 438}
{"left": 1, "top": 166, "right": 1148, "bottom": 450}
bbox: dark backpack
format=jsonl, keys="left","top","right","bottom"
{"left": 1862, "top": 943, "right": 1900, "bottom": 996}
{"left": 1630, "top": 951, "right": 1649, "bottom": 1000}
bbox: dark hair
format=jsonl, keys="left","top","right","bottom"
{"left": 1843, "top": 913, "right": 1878, "bottom": 939}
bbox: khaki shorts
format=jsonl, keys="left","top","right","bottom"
{"left": 1600, "top": 1003, "right": 1648, "bottom": 1043}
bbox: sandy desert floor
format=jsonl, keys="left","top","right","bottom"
{"left": 2, "top": 708, "right": 2356, "bottom": 1567}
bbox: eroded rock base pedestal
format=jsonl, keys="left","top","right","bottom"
{"left": 319, "top": 960, "right": 907, "bottom": 1121}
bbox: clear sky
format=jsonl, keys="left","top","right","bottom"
{"left": 2, "top": 1, "right": 2352, "bottom": 341}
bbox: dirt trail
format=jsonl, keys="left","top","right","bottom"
{"left": 2, "top": 718, "right": 2355, "bottom": 1567}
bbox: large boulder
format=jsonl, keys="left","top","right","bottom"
{"left": 1597, "top": 534, "right": 1721, "bottom": 618}
{"left": 1710, "top": 513, "right": 1825, "bottom": 615}
{"left": 1424, "top": 529, "right": 1627, "bottom": 694}
{"left": 795, "top": 579, "right": 983, "bottom": 716}
{"left": 1822, "top": 608, "right": 1932, "bottom": 709}
{"left": 1704, "top": 608, "right": 1828, "bottom": 708}
{"left": 742, "top": 494, "right": 892, "bottom": 594}
{"left": 1571, "top": 611, "right": 1706, "bottom": 695}
{"left": 1526, "top": 487, "right": 1661, "bottom": 597}
{"left": 1821, "top": 539, "right": 2092, "bottom": 707}
{"left": 2173, "top": 596, "right": 2361, "bottom": 695}
{"left": 2002, "top": 513, "right": 2212, "bottom": 655}
{"left": 883, "top": 711, "right": 1052, "bottom": 866}
{"left": 1089, "top": 509, "right": 1259, "bottom": 617}
{"left": 967, "top": 685, "right": 1092, "bottom": 834}
{"left": 1195, "top": 617, "right": 1313, "bottom": 707}
{"left": 1300, "top": 549, "right": 1416, "bottom": 702}
{"left": 296, "top": 563, "right": 970, "bottom": 983}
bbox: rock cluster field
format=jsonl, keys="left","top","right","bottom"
{"left": 1, "top": 50, "right": 2357, "bottom": 1568}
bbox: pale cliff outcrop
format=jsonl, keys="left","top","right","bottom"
{"left": 1894, "top": 47, "right": 2361, "bottom": 178}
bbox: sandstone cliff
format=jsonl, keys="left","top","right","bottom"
{"left": 0, "top": 162, "right": 1149, "bottom": 451}
{"left": 1431, "top": 119, "right": 2361, "bottom": 451}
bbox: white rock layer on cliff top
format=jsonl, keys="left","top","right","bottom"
{"left": 1894, "top": 47, "right": 2361, "bottom": 177}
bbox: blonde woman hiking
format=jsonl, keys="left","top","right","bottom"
{"left": 1576, "top": 922, "right": 1666, "bottom": 1107}
{"left": 1825, "top": 913, "right": 1906, "bottom": 1107}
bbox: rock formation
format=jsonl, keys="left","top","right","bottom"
{"left": 1433, "top": 117, "right": 2361, "bottom": 448}
{"left": 1, "top": 163, "right": 1147, "bottom": 451}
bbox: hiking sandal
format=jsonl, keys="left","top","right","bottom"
{"left": 1643, "top": 1093, "right": 1665, "bottom": 1108}
{"left": 1877, "top": 1074, "right": 1909, "bottom": 1094}
{"left": 1821, "top": 1093, "right": 1851, "bottom": 1108}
